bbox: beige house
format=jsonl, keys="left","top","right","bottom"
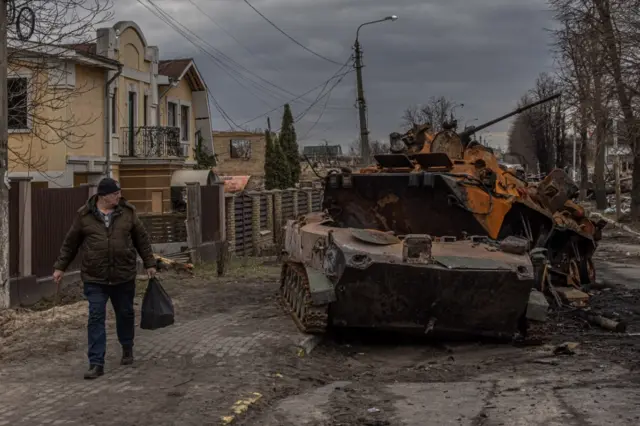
{"left": 7, "top": 21, "right": 213, "bottom": 213}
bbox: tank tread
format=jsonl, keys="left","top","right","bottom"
{"left": 279, "top": 261, "right": 329, "bottom": 334}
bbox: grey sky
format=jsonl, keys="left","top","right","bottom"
{"left": 113, "top": 0, "right": 556, "bottom": 150}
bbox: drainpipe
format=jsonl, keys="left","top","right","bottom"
{"left": 156, "top": 77, "right": 178, "bottom": 126}
{"left": 105, "top": 64, "right": 123, "bottom": 178}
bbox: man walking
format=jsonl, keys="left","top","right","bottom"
{"left": 53, "top": 178, "right": 157, "bottom": 379}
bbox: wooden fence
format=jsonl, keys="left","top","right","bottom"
{"left": 233, "top": 193, "right": 254, "bottom": 256}
{"left": 225, "top": 187, "right": 324, "bottom": 256}
{"left": 5, "top": 179, "right": 226, "bottom": 309}
{"left": 31, "top": 186, "right": 90, "bottom": 278}
{"left": 138, "top": 213, "right": 188, "bottom": 244}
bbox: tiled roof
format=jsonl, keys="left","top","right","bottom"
{"left": 64, "top": 43, "right": 97, "bottom": 55}
{"left": 158, "top": 59, "right": 193, "bottom": 79}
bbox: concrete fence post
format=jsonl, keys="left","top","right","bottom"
{"left": 272, "top": 190, "right": 283, "bottom": 245}
{"left": 291, "top": 189, "right": 299, "bottom": 218}
{"left": 225, "top": 193, "right": 236, "bottom": 255}
{"left": 265, "top": 191, "right": 274, "bottom": 245}
{"left": 248, "top": 191, "right": 261, "bottom": 256}
{"left": 305, "top": 188, "right": 313, "bottom": 213}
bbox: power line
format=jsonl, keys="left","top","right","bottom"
{"left": 242, "top": 0, "right": 344, "bottom": 66}
{"left": 137, "top": 0, "right": 355, "bottom": 132}
{"left": 186, "top": 0, "right": 259, "bottom": 59}
{"left": 239, "top": 57, "right": 353, "bottom": 127}
{"left": 298, "top": 72, "right": 349, "bottom": 140}
{"left": 136, "top": 0, "right": 263, "bottom": 124}
{"left": 186, "top": 0, "right": 351, "bottom": 111}
{"left": 143, "top": 0, "right": 298, "bottom": 104}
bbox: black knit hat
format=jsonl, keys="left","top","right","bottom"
{"left": 97, "top": 178, "right": 121, "bottom": 196}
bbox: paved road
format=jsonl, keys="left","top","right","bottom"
{"left": 249, "top": 257, "right": 640, "bottom": 426}
{"left": 258, "top": 365, "right": 640, "bottom": 425}
{"left": 0, "top": 255, "right": 637, "bottom": 425}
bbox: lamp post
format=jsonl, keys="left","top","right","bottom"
{"left": 354, "top": 15, "right": 398, "bottom": 166}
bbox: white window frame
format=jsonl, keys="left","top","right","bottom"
{"left": 7, "top": 70, "right": 33, "bottom": 134}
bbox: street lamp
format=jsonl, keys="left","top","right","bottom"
{"left": 354, "top": 15, "right": 398, "bottom": 166}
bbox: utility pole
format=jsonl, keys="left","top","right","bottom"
{"left": 352, "top": 16, "right": 397, "bottom": 167}
{"left": 354, "top": 39, "right": 369, "bottom": 167}
{"left": 0, "top": 0, "right": 10, "bottom": 308}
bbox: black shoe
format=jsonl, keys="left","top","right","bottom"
{"left": 121, "top": 346, "right": 134, "bottom": 365}
{"left": 84, "top": 364, "right": 104, "bottom": 380}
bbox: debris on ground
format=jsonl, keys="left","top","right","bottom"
{"left": 154, "top": 253, "right": 194, "bottom": 275}
{"left": 526, "top": 289, "right": 549, "bottom": 323}
{"left": 555, "top": 287, "right": 590, "bottom": 307}
{"left": 554, "top": 342, "right": 579, "bottom": 355}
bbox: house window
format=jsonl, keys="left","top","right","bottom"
{"left": 230, "top": 139, "right": 251, "bottom": 159}
{"left": 168, "top": 102, "right": 177, "bottom": 127}
{"left": 180, "top": 105, "right": 189, "bottom": 141}
{"left": 111, "top": 88, "right": 117, "bottom": 134}
{"left": 143, "top": 95, "right": 148, "bottom": 127}
{"left": 8, "top": 77, "right": 28, "bottom": 130}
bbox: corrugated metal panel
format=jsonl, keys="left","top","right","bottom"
{"left": 201, "top": 185, "right": 223, "bottom": 242}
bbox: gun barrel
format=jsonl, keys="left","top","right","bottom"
{"left": 461, "top": 92, "right": 561, "bottom": 137}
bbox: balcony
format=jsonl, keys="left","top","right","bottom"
{"left": 120, "top": 126, "right": 185, "bottom": 158}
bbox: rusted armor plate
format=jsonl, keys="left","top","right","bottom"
{"left": 350, "top": 228, "right": 401, "bottom": 245}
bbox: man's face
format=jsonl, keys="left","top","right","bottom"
{"left": 103, "top": 190, "right": 121, "bottom": 207}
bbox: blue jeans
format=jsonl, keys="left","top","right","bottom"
{"left": 83, "top": 281, "right": 136, "bottom": 366}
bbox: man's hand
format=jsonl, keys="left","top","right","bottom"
{"left": 53, "top": 269, "right": 64, "bottom": 284}
{"left": 147, "top": 267, "right": 157, "bottom": 278}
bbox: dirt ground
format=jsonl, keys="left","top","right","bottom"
{"left": 0, "top": 230, "right": 639, "bottom": 425}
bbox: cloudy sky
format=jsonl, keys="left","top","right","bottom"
{"left": 111, "top": 0, "right": 557, "bottom": 150}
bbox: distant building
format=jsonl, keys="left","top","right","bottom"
{"left": 302, "top": 144, "right": 343, "bottom": 161}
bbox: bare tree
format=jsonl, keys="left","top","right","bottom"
{"left": 401, "top": 96, "right": 458, "bottom": 132}
{"left": 548, "top": 0, "right": 640, "bottom": 213}
{"left": 7, "top": 0, "right": 114, "bottom": 172}
{"left": 508, "top": 73, "right": 565, "bottom": 175}
{"left": 507, "top": 113, "right": 538, "bottom": 171}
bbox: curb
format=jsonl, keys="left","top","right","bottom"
{"left": 295, "top": 335, "right": 323, "bottom": 356}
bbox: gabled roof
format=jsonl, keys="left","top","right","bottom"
{"left": 65, "top": 42, "right": 97, "bottom": 55}
{"left": 158, "top": 58, "right": 207, "bottom": 91}
{"left": 10, "top": 42, "right": 120, "bottom": 70}
{"left": 158, "top": 59, "right": 192, "bottom": 80}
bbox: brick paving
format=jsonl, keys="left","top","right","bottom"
{"left": 0, "top": 300, "right": 310, "bottom": 426}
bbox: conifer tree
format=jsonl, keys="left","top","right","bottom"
{"left": 278, "top": 104, "right": 301, "bottom": 186}
{"left": 264, "top": 130, "right": 290, "bottom": 189}
{"left": 273, "top": 134, "right": 290, "bottom": 189}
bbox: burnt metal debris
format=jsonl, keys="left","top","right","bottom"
{"left": 279, "top": 93, "right": 606, "bottom": 341}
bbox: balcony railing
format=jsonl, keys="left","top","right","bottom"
{"left": 121, "top": 126, "right": 184, "bottom": 158}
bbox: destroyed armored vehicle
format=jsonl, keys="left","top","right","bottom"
{"left": 279, "top": 93, "right": 606, "bottom": 340}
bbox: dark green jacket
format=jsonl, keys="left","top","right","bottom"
{"left": 53, "top": 195, "right": 156, "bottom": 285}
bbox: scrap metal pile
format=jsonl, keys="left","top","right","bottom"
{"left": 279, "top": 94, "right": 609, "bottom": 341}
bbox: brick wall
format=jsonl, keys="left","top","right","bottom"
{"left": 224, "top": 187, "right": 324, "bottom": 257}
{"left": 213, "top": 131, "right": 266, "bottom": 177}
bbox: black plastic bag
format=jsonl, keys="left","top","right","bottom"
{"left": 140, "top": 277, "right": 175, "bottom": 330}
